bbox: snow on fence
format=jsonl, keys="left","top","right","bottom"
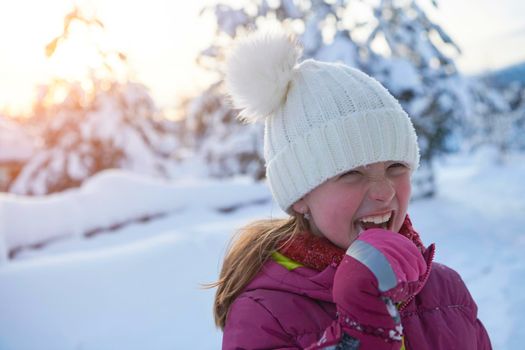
{"left": 0, "top": 169, "right": 271, "bottom": 263}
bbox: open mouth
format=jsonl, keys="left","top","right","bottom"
{"left": 354, "top": 210, "right": 394, "bottom": 236}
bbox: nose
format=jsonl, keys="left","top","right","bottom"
{"left": 368, "top": 177, "right": 395, "bottom": 202}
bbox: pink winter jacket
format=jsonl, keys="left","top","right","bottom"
{"left": 223, "top": 252, "right": 492, "bottom": 349}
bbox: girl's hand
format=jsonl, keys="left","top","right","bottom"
{"left": 331, "top": 229, "right": 432, "bottom": 347}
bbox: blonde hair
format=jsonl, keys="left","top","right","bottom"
{"left": 209, "top": 214, "right": 308, "bottom": 329}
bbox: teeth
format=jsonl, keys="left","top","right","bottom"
{"left": 355, "top": 212, "right": 393, "bottom": 237}
{"left": 359, "top": 212, "right": 392, "bottom": 225}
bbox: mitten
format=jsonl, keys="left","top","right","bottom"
{"left": 332, "top": 228, "right": 433, "bottom": 348}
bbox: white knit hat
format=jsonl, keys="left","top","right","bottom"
{"left": 225, "top": 30, "right": 420, "bottom": 213}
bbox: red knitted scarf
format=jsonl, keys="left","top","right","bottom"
{"left": 279, "top": 214, "right": 425, "bottom": 271}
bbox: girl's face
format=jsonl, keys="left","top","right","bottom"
{"left": 292, "top": 161, "right": 412, "bottom": 249}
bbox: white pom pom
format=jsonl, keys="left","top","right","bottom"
{"left": 225, "top": 29, "right": 302, "bottom": 123}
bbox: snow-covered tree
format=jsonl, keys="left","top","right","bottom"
{"left": 0, "top": 116, "right": 35, "bottom": 191}
{"left": 181, "top": 0, "right": 469, "bottom": 198}
{"left": 361, "top": 0, "right": 467, "bottom": 197}
{"left": 9, "top": 7, "right": 179, "bottom": 195}
{"left": 464, "top": 78, "right": 525, "bottom": 163}
{"left": 10, "top": 81, "right": 179, "bottom": 195}
{"left": 179, "top": 82, "right": 265, "bottom": 179}
{"left": 182, "top": 0, "right": 362, "bottom": 181}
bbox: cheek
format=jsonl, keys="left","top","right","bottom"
{"left": 310, "top": 195, "right": 340, "bottom": 224}
{"left": 394, "top": 176, "right": 412, "bottom": 228}
{"left": 309, "top": 189, "right": 362, "bottom": 230}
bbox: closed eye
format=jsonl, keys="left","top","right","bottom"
{"left": 388, "top": 162, "right": 409, "bottom": 174}
{"left": 339, "top": 170, "right": 362, "bottom": 180}
{"left": 389, "top": 162, "right": 407, "bottom": 168}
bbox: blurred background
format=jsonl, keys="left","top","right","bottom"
{"left": 0, "top": 0, "right": 524, "bottom": 349}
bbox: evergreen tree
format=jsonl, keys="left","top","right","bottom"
{"left": 182, "top": 0, "right": 508, "bottom": 198}
{"left": 9, "top": 7, "right": 179, "bottom": 195}
{"left": 181, "top": 0, "right": 361, "bottom": 181}
{"left": 180, "top": 82, "right": 265, "bottom": 179}
{"left": 465, "top": 78, "right": 525, "bottom": 163}
{"left": 361, "top": 0, "right": 465, "bottom": 197}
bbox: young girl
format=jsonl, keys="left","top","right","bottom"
{"left": 212, "top": 30, "right": 492, "bottom": 349}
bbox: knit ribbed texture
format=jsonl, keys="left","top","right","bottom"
{"left": 263, "top": 60, "right": 420, "bottom": 212}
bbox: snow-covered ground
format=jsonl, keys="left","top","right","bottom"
{"left": 0, "top": 147, "right": 524, "bottom": 349}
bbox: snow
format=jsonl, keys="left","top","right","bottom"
{"left": 381, "top": 58, "right": 422, "bottom": 95}
{"left": 214, "top": 5, "right": 250, "bottom": 38}
{"left": 0, "top": 169, "right": 269, "bottom": 252}
{"left": 281, "top": 0, "right": 302, "bottom": 19}
{"left": 0, "top": 116, "right": 34, "bottom": 163}
{"left": 0, "top": 147, "right": 524, "bottom": 349}
{"left": 301, "top": 10, "right": 324, "bottom": 56}
{"left": 315, "top": 31, "right": 358, "bottom": 67}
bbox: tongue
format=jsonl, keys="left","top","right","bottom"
{"left": 361, "top": 222, "right": 386, "bottom": 230}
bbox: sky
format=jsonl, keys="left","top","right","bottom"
{"left": 0, "top": 0, "right": 524, "bottom": 115}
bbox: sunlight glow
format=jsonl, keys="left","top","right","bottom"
{"left": 0, "top": 0, "right": 523, "bottom": 116}
{"left": 47, "top": 22, "right": 105, "bottom": 82}
{"left": 0, "top": 0, "right": 216, "bottom": 116}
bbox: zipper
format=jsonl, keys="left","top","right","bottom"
{"left": 398, "top": 243, "right": 435, "bottom": 311}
